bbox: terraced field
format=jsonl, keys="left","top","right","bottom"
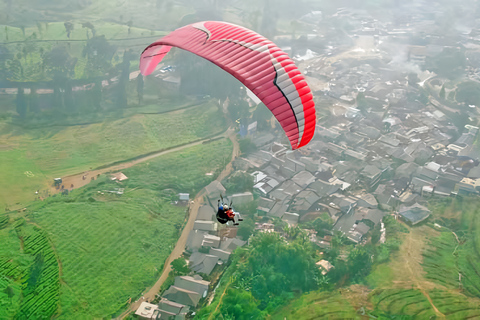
{"left": 430, "top": 290, "right": 480, "bottom": 319}
{"left": 370, "top": 288, "right": 437, "bottom": 318}
{"left": 422, "top": 232, "right": 459, "bottom": 289}
{"left": 1, "top": 139, "right": 232, "bottom": 319}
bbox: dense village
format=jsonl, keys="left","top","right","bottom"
{"left": 131, "top": 3, "right": 480, "bottom": 319}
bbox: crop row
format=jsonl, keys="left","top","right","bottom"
{"left": 0, "top": 258, "right": 22, "bottom": 280}
{"left": 17, "top": 227, "right": 59, "bottom": 320}
{"left": 370, "top": 289, "right": 436, "bottom": 318}
{"left": 0, "top": 215, "right": 8, "bottom": 230}
{"left": 429, "top": 289, "right": 480, "bottom": 319}
{"left": 422, "top": 232, "right": 459, "bottom": 288}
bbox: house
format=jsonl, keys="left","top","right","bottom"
{"left": 186, "top": 230, "right": 208, "bottom": 251}
{"left": 267, "top": 200, "right": 289, "bottom": 218}
{"left": 163, "top": 286, "right": 201, "bottom": 307}
{"left": 316, "top": 260, "right": 334, "bottom": 275}
{"left": 356, "top": 193, "right": 378, "bottom": 208}
{"left": 282, "top": 212, "right": 300, "bottom": 224}
{"left": 347, "top": 222, "right": 370, "bottom": 243}
{"left": 209, "top": 248, "right": 231, "bottom": 261}
{"left": 202, "top": 234, "right": 221, "bottom": 248}
{"left": 220, "top": 238, "right": 246, "bottom": 252}
{"left": 193, "top": 221, "right": 217, "bottom": 232}
{"left": 111, "top": 172, "right": 128, "bottom": 181}
{"left": 395, "top": 162, "right": 419, "bottom": 179}
{"left": 174, "top": 275, "right": 210, "bottom": 298}
{"left": 398, "top": 203, "right": 431, "bottom": 225}
{"left": 162, "top": 75, "right": 181, "bottom": 92}
{"left": 332, "top": 194, "right": 358, "bottom": 213}
{"left": 344, "top": 149, "right": 367, "bottom": 162}
{"left": 291, "top": 171, "right": 316, "bottom": 188}
{"left": 189, "top": 253, "right": 220, "bottom": 275}
{"left": 454, "top": 178, "right": 480, "bottom": 194}
{"left": 361, "top": 165, "right": 382, "bottom": 187}
{"left": 284, "top": 157, "right": 307, "bottom": 173}
{"left": 135, "top": 302, "right": 158, "bottom": 320}
{"left": 255, "top": 223, "right": 275, "bottom": 233}
{"left": 257, "top": 197, "right": 276, "bottom": 215}
{"left": 156, "top": 298, "right": 189, "bottom": 320}
{"left": 308, "top": 180, "right": 340, "bottom": 198}
{"left": 178, "top": 193, "right": 190, "bottom": 202}
{"left": 204, "top": 181, "right": 226, "bottom": 200}
{"left": 290, "top": 190, "right": 321, "bottom": 212}
{"left": 253, "top": 177, "right": 280, "bottom": 195}
{"left": 229, "top": 192, "right": 254, "bottom": 205}
{"left": 197, "top": 205, "right": 215, "bottom": 221}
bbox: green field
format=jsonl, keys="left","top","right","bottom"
{"left": 0, "top": 101, "right": 225, "bottom": 208}
{"left": 0, "top": 138, "right": 233, "bottom": 319}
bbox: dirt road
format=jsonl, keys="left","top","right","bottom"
{"left": 389, "top": 225, "right": 445, "bottom": 318}
{"left": 51, "top": 132, "right": 227, "bottom": 194}
{"left": 116, "top": 130, "right": 239, "bottom": 319}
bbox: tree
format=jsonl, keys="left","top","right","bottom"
{"left": 407, "top": 72, "right": 420, "bottom": 87}
{"left": 238, "top": 138, "right": 257, "bottom": 155}
{"left": 136, "top": 74, "right": 144, "bottom": 104}
{"left": 439, "top": 85, "right": 446, "bottom": 99}
{"left": 348, "top": 247, "right": 372, "bottom": 281}
{"left": 171, "top": 257, "right": 190, "bottom": 276}
{"left": 306, "top": 217, "right": 333, "bottom": 238}
{"left": 223, "top": 171, "right": 254, "bottom": 193}
{"left": 220, "top": 289, "right": 264, "bottom": 320}
{"left": 64, "top": 21, "right": 74, "bottom": 38}
{"left": 82, "top": 35, "right": 116, "bottom": 78}
{"left": 29, "top": 84, "right": 40, "bottom": 114}
{"left": 16, "top": 86, "right": 27, "bottom": 118}
{"left": 82, "top": 22, "right": 96, "bottom": 38}
{"left": 115, "top": 50, "right": 132, "bottom": 109}
{"left": 44, "top": 46, "right": 77, "bottom": 110}
{"left": 252, "top": 102, "right": 272, "bottom": 130}
{"left": 237, "top": 217, "right": 255, "bottom": 240}
{"left": 425, "top": 47, "right": 466, "bottom": 80}
{"left": 455, "top": 81, "right": 480, "bottom": 107}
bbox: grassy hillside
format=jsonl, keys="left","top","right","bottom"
{"left": 0, "top": 101, "right": 225, "bottom": 208}
{"left": 0, "top": 138, "right": 232, "bottom": 319}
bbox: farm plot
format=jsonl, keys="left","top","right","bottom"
{"left": 0, "top": 222, "right": 60, "bottom": 320}
{"left": 422, "top": 232, "right": 459, "bottom": 289}
{"left": 16, "top": 224, "right": 60, "bottom": 319}
{"left": 429, "top": 289, "right": 480, "bottom": 319}
{"left": 369, "top": 288, "right": 436, "bottom": 318}
{"left": 31, "top": 199, "right": 185, "bottom": 319}
{"left": 429, "top": 197, "right": 480, "bottom": 298}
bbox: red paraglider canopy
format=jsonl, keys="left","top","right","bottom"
{"left": 140, "top": 21, "right": 316, "bottom": 149}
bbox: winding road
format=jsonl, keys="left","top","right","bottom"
{"left": 115, "top": 129, "right": 239, "bottom": 319}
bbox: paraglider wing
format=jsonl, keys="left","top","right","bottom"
{"left": 140, "top": 21, "right": 316, "bottom": 149}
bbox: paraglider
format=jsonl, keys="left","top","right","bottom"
{"left": 216, "top": 196, "right": 242, "bottom": 225}
{"left": 139, "top": 21, "right": 316, "bottom": 150}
